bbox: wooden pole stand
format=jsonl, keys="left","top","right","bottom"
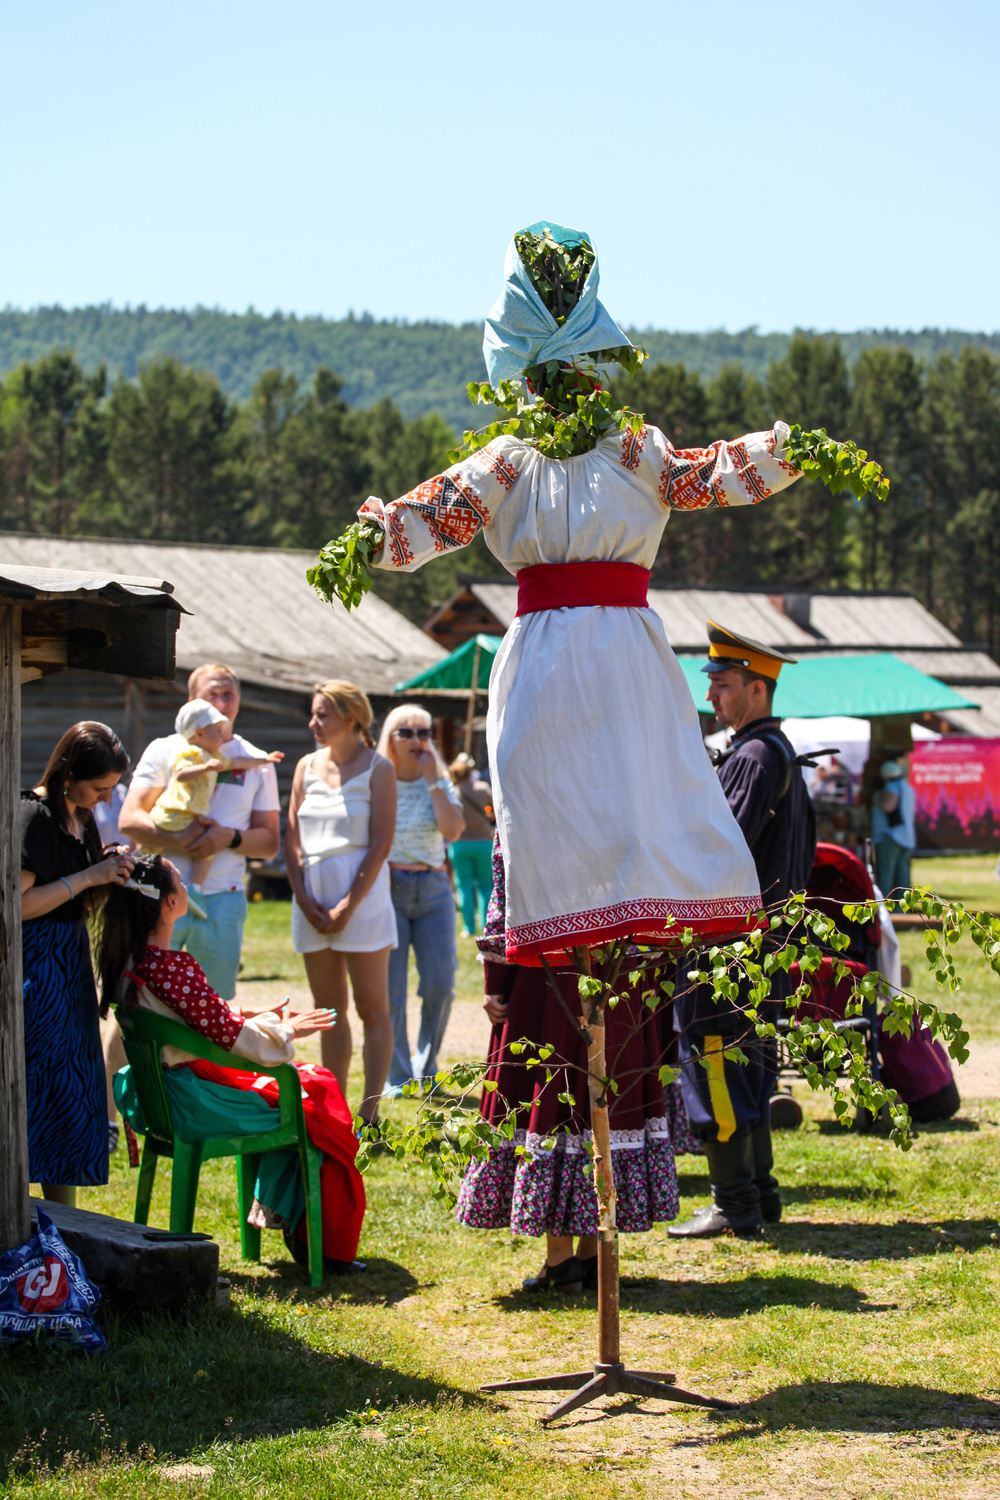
{"left": 481, "top": 947, "right": 738, "bottom": 1425}
{"left": 480, "top": 1226, "right": 737, "bottom": 1423}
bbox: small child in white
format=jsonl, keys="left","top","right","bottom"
{"left": 149, "top": 699, "right": 283, "bottom": 918}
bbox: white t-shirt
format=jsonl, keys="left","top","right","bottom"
{"left": 130, "top": 732, "right": 280, "bottom": 894}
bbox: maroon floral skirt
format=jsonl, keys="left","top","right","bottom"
{"left": 456, "top": 962, "right": 700, "bottom": 1237}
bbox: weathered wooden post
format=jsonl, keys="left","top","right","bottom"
{"left": 0, "top": 602, "right": 29, "bottom": 1253}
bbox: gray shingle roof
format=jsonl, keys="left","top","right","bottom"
{"left": 807, "top": 594, "right": 961, "bottom": 648}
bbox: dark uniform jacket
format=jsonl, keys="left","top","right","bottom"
{"left": 717, "top": 717, "right": 816, "bottom": 910}
{"left": 674, "top": 716, "right": 818, "bottom": 1134}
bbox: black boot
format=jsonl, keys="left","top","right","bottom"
{"left": 521, "top": 1257, "right": 584, "bottom": 1294}
{"left": 752, "top": 1121, "right": 782, "bottom": 1224}
{"left": 667, "top": 1135, "right": 762, "bottom": 1238}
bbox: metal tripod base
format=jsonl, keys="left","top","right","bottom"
{"left": 481, "top": 1361, "right": 738, "bottom": 1425}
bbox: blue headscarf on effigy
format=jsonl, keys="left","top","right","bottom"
{"left": 482, "top": 220, "right": 632, "bottom": 386}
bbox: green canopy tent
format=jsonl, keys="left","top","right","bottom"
{"left": 396, "top": 640, "right": 978, "bottom": 753}
{"left": 394, "top": 634, "right": 503, "bottom": 752}
{"left": 674, "top": 651, "right": 977, "bottom": 720}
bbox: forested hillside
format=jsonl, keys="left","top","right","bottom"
{"left": 2, "top": 332, "right": 1000, "bottom": 651}
{"left": 2, "top": 305, "right": 999, "bottom": 429}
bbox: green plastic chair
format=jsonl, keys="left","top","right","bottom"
{"left": 118, "top": 1007, "right": 324, "bottom": 1287}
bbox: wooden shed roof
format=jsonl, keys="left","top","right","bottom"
{"left": 1, "top": 561, "right": 183, "bottom": 683}
{"left": 0, "top": 534, "right": 444, "bottom": 697}
{"left": 0, "top": 564, "right": 180, "bottom": 607}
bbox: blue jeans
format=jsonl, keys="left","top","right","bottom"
{"left": 388, "top": 868, "right": 457, "bottom": 1087}
{"left": 171, "top": 889, "right": 248, "bottom": 1001}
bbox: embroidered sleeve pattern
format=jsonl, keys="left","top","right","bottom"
{"left": 470, "top": 442, "right": 519, "bottom": 491}
{"left": 361, "top": 446, "right": 515, "bottom": 573}
{"left": 134, "top": 949, "right": 244, "bottom": 1049}
{"left": 620, "top": 425, "right": 648, "bottom": 473}
{"left": 656, "top": 422, "right": 799, "bottom": 512}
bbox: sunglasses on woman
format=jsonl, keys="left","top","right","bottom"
{"left": 393, "top": 727, "right": 431, "bottom": 740}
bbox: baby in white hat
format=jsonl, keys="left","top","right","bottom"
{"left": 148, "top": 698, "right": 283, "bottom": 918}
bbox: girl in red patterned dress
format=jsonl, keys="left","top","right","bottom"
{"left": 96, "top": 854, "right": 366, "bottom": 1273}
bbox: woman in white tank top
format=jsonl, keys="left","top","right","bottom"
{"left": 285, "top": 681, "right": 397, "bottom": 1126}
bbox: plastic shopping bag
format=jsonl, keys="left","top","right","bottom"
{"left": 0, "top": 1209, "right": 106, "bottom": 1352}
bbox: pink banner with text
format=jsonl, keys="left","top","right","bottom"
{"left": 910, "top": 738, "right": 1000, "bottom": 850}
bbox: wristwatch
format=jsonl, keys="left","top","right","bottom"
{"left": 430, "top": 776, "right": 450, "bottom": 792}
{"left": 229, "top": 829, "right": 243, "bottom": 850}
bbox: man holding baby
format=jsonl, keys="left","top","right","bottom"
{"left": 119, "top": 662, "right": 281, "bottom": 999}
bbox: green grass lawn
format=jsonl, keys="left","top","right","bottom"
{"left": 6, "top": 869, "right": 1000, "bottom": 1498}
{"left": 912, "top": 853, "right": 1000, "bottom": 915}
{"left": 6, "top": 1110, "right": 1000, "bottom": 1499}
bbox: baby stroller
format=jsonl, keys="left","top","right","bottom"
{"left": 773, "top": 842, "right": 882, "bottom": 1130}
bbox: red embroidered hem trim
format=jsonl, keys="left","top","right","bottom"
{"left": 516, "top": 560, "right": 650, "bottom": 615}
{"left": 504, "top": 896, "right": 764, "bottom": 963}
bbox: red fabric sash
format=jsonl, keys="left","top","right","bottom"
{"left": 516, "top": 561, "right": 650, "bottom": 615}
{"left": 185, "top": 1056, "right": 365, "bottom": 1263}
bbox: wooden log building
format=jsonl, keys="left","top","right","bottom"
{"left": 0, "top": 534, "right": 446, "bottom": 806}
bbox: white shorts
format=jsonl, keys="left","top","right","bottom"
{"left": 291, "top": 850, "right": 398, "bottom": 954}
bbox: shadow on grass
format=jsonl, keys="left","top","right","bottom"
{"left": 548, "top": 1379, "right": 1000, "bottom": 1434}
{"left": 708, "top": 1379, "right": 1000, "bottom": 1437}
{"left": 618, "top": 1274, "right": 892, "bottom": 1317}
{"left": 227, "top": 1255, "right": 420, "bottom": 1307}
{"left": 492, "top": 1274, "right": 892, "bottom": 1318}
{"left": 765, "top": 1216, "right": 1000, "bottom": 1260}
{"left": 0, "top": 1293, "right": 477, "bottom": 1480}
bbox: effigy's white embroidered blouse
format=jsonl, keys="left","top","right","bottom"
{"left": 361, "top": 422, "right": 801, "bottom": 960}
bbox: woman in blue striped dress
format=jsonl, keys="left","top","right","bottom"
{"left": 20, "top": 723, "right": 133, "bottom": 1204}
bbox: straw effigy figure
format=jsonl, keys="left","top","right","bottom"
{"left": 342, "top": 221, "right": 806, "bottom": 962}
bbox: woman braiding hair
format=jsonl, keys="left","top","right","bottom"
{"left": 95, "top": 853, "right": 368, "bottom": 1277}
{"left": 20, "top": 719, "right": 132, "bottom": 1206}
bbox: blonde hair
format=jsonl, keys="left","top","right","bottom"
{"left": 187, "top": 662, "right": 240, "bottom": 698}
{"left": 450, "top": 752, "right": 475, "bottom": 781}
{"left": 377, "top": 703, "right": 449, "bottom": 778}
{"left": 314, "top": 679, "right": 375, "bottom": 747}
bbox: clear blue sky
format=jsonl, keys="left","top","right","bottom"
{"left": 3, "top": 1, "right": 998, "bottom": 332}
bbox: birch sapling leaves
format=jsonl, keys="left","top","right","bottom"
{"left": 354, "top": 884, "right": 981, "bottom": 1200}
{"left": 782, "top": 424, "right": 891, "bottom": 504}
{"left": 306, "top": 517, "right": 385, "bottom": 610}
